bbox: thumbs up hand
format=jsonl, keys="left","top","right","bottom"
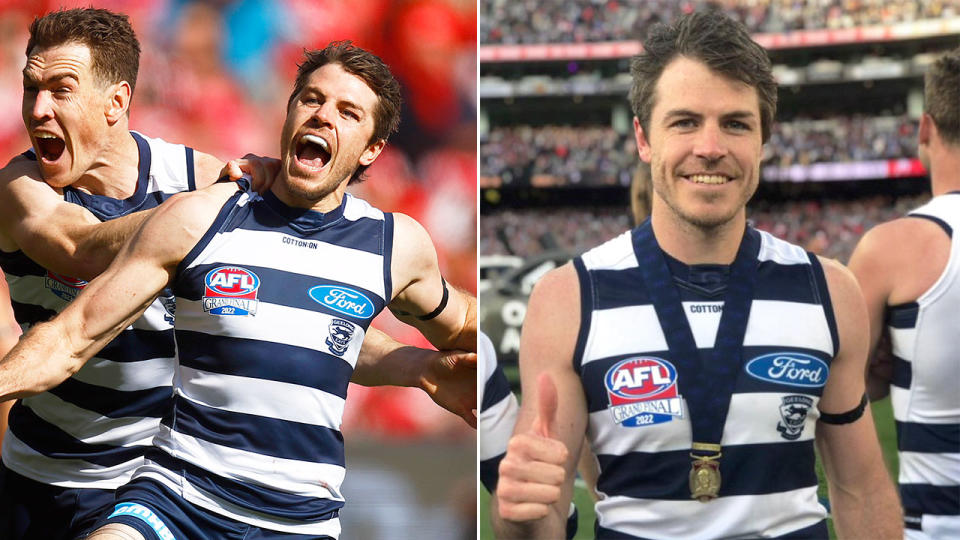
{"left": 496, "top": 373, "right": 571, "bottom": 522}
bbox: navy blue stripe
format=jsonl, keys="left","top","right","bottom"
{"left": 258, "top": 191, "right": 347, "bottom": 235}
{"left": 8, "top": 402, "right": 148, "bottom": 467}
{"left": 480, "top": 454, "right": 503, "bottom": 492}
{"left": 382, "top": 212, "right": 393, "bottom": 303}
{"left": 887, "top": 302, "right": 919, "bottom": 329}
{"left": 10, "top": 300, "right": 55, "bottom": 326}
{"left": 481, "top": 365, "right": 512, "bottom": 412}
{"left": 19, "top": 148, "right": 36, "bottom": 160}
{"left": 185, "top": 146, "right": 196, "bottom": 191}
{"left": 49, "top": 377, "right": 171, "bottom": 418}
{"left": 910, "top": 213, "right": 953, "bottom": 238}
{"left": 145, "top": 449, "right": 344, "bottom": 521}
{"left": 62, "top": 132, "right": 152, "bottom": 219}
{"left": 806, "top": 253, "right": 839, "bottom": 357}
{"left": 596, "top": 441, "right": 817, "bottom": 499}
{"left": 242, "top": 203, "right": 386, "bottom": 255}
{"left": 0, "top": 252, "right": 45, "bottom": 276}
{"left": 175, "top": 190, "right": 247, "bottom": 280}
{"left": 891, "top": 355, "right": 912, "bottom": 389}
{"left": 177, "top": 262, "right": 385, "bottom": 323}
{"left": 93, "top": 327, "right": 175, "bottom": 363}
{"left": 582, "top": 347, "right": 828, "bottom": 413}
{"left": 169, "top": 394, "right": 345, "bottom": 465}
{"left": 573, "top": 257, "right": 592, "bottom": 374}
{"left": 896, "top": 420, "right": 960, "bottom": 453}
{"left": 901, "top": 483, "right": 960, "bottom": 515}
{"left": 595, "top": 524, "right": 653, "bottom": 539}
{"left": 176, "top": 329, "right": 352, "bottom": 399}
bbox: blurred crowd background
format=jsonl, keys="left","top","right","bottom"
{"left": 0, "top": 1, "right": 477, "bottom": 538}
{"left": 481, "top": 0, "right": 960, "bottom": 44}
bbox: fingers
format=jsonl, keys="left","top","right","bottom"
{"left": 221, "top": 160, "right": 244, "bottom": 181}
{"left": 223, "top": 155, "right": 281, "bottom": 193}
{"left": 496, "top": 431, "right": 569, "bottom": 522}
{"left": 531, "top": 372, "right": 558, "bottom": 438}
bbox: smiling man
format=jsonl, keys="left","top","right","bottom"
{"left": 0, "top": 41, "right": 475, "bottom": 540}
{"left": 492, "top": 11, "right": 901, "bottom": 540}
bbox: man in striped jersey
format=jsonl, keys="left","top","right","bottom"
{"left": 0, "top": 41, "right": 475, "bottom": 539}
{"left": 849, "top": 48, "right": 960, "bottom": 540}
{"left": 493, "top": 11, "right": 901, "bottom": 539}
{"left": 0, "top": 8, "right": 475, "bottom": 540}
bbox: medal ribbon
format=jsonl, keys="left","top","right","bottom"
{"left": 632, "top": 219, "right": 759, "bottom": 458}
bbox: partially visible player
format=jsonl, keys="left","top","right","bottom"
{"left": 848, "top": 47, "right": 960, "bottom": 539}
{"left": 0, "top": 40, "right": 475, "bottom": 539}
{"left": 0, "top": 273, "right": 19, "bottom": 450}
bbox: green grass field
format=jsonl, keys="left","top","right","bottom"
{"left": 480, "top": 398, "right": 899, "bottom": 539}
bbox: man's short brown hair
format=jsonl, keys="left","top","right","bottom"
{"left": 629, "top": 10, "right": 778, "bottom": 143}
{"left": 287, "top": 41, "right": 402, "bottom": 184}
{"left": 925, "top": 48, "right": 960, "bottom": 145}
{"left": 26, "top": 8, "right": 140, "bottom": 95}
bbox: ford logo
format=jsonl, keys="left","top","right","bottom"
{"left": 745, "top": 353, "right": 828, "bottom": 388}
{"left": 309, "top": 285, "right": 375, "bottom": 319}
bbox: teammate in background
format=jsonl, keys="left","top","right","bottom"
{"left": 0, "top": 9, "right": 474, "bottom": 539}
{"left": 0, "top": 40, "right": 475, "bottom": 539}
{"left": 0, "top": 273, "right": 19, "bottom": 450}
{"left": 848, "top": 47, "right": 960, "bottom": 540}
{"left": 492, "top": 11, "right": 901, "bottom": 539}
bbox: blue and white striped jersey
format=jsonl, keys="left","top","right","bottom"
{"left": 479, "top": 330, "right": 518, "bottom": 492}
{"left": 887, "top": 193, "right": 960, "bottom": 539}
{"left": 129, "top": 190, "right": 391, "bottom": 537}
{"left": 574, "top": 227, "right": 837, "bottom": 539}
{"left": 0, "top": 132, "right": 197, "bottom": 488}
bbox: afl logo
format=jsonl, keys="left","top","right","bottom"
{"left": 45, "top": 270, "right": 88, "bottom": 302}
{"left": 605, "top": 357, "right": 678, "bottom": 400}
{"left": 205, "top": 267, "right": 260, "bottom": 297}
{"left": 202, "top": 266, "right": 260, "bottom": 316}
{"left": 308, "top": 285, "right": 375, "bottom": 319}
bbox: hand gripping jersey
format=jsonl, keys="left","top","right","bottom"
{"left": 127, "top": 190, "right": 392, "bottom": 537}
{"left": 0, "top": 132, "right": 197, "bottom": 488}
{"left": 573, "top": 227, "right": 837, "bottom": 539}
{"left": 886, "top": 193, "right": 960, "bottom": 539}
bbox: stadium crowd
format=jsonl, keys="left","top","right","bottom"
{"left": 481, "top": 115, "right": 918, "bottom": 187}
{"left": 481, "top": 0, "right": 960, "bottom": 45}
{"left": 481, "top": 193, "right": 929, "bottom": 262}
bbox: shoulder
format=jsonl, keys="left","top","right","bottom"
{"left": 391, "top": 212, "right": 435, "bottom": 255}
{"left": 192, "top": 151, "right": 227, "bottom": 187}
{"left": 755, "top": 228, "right": 809, "bottom": 265}
{"left": 580, "top": 229, "right": 635, "bottom": 271}
{"left": 0, "top": 156, "right": 51, "bottom": 193}
{"left": 525, "top": 263, "right": 580, "bottom": 329}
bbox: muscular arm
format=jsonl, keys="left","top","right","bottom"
{"left": 351, "top": 328, "right": 477, "bottom": 427}
{"left": 0, "top": 188, "right": 231, "bottom": 401}
{"left": 848, "top": 218, "right": 950, "bottom": 399}
{"left": 0, "top": 272, "right": 21, "bottom": 449}
{"left": 0, "top": 151, "right": 233, "bottom": 281}
{"left": 389, "top": 213, "right": 476, "bottom": 352}
{"left": 815, "top": 257, "right": 902, "bottom": 539}
{"left": 492, "top": 264, "right": 587, "bottom": 539}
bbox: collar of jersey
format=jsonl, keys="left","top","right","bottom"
{"left": 62, "top": 131, "right": 151, "bottom": 220}
{"left": 260, "top": 190, "right": 347, "bottom": 234}
{"left": 662, "top": 250, "right": 730, "bottom": 299}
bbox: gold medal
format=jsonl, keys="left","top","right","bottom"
{"left": 689, "top": 443, "right": 722, "bottom": 502}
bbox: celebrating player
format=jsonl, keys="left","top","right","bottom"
{"left": 491, "top": 11, "right": 901, "bottom": 539}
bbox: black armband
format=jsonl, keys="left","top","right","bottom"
{"left": 392, "top": 278, "right": 449, "bottom": 321}
{"left": 818, "top": 393, "right": 868, "bottom": 425}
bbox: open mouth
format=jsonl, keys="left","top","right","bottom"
{"left": 35, "top": 134, "right": 65, "bottom": 162}
{"left": 295, "top": 134, "right": 331, "bottom": 170}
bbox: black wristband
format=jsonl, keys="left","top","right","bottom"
{"left": 818, "top": 393, "right": 868, "bottom": 425}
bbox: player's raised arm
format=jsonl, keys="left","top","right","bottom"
{"left": 492, "top": 263, "right": 587, "bottom": 539}
{"left": 0, "top": 186, "right": 233, "bottom": 401}
{"left": 815, "top": 257, "right": 902, "bottom": 539}
{"left": 388, "top": 212, "right": 476, "bottom": 352}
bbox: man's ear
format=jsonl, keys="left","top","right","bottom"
{"left": 359, "top": 139, "right": 387, "bottom": 167}
{"left": 918, "top": 112, "right": 933, "bottom": 147}
{"left": 634, "top": 117, "right": 652, "bottom": 163}
{"left": 105, "top": 80, "right": 132, "bottom": 125}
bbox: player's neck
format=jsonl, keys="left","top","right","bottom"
{"left": 651, "top": 208, "right": 746, "bottom": 265}
{"left": 72, "top": 129, "right": 140, "bottom": 199}
{"left": 929, "top": 147, "right": 960, "bottom": 196}
{"left": 269, "top": 176, "right": 347, "bottom": 214}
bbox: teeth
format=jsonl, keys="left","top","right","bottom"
{"left": 36, "top": 133, "right": 59, "bottom": 140}
{"left": 301, "top": 134, "right": 329, "bottom": 151}
{"left": 688, "top": 175, "right": 728, "bottom": 185}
